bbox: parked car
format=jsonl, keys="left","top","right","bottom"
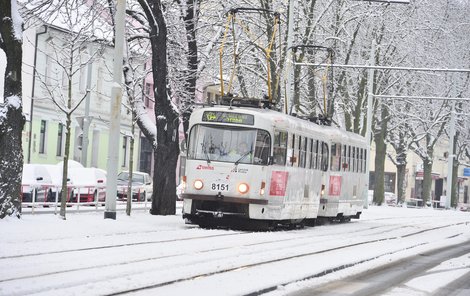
{"left": 368, "top": 190, "right": 397, "bottom": 206}
{"left": 43, "top": 164, "right": 73, "bottom": 203}
{"left": 117, "top": 171, "right": 152, "bottom": 202}
{"left": 68, "top": 167, "right": 107, "bottom": 203}
{"left": 56, "top": 160, "right": 84, "bottom": 169}
{"left": 21, "top": 164, "right": 53, "bottom": 203}
{"left": 384, "top": 192, "right": 398, "bottom": 206}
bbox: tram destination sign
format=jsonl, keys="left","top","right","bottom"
{"left": 202, "top": 111, "right": 254, "bottom": 126}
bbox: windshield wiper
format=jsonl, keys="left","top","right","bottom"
{"left": 234, "top": 150, "right": 252, "bottom": 166}
{"left": 202, "top": 144, "right": 211, "bottom": 164}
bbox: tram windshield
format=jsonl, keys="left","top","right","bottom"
{"left": 188, "top": 125, "right": 271, "bottom": 165}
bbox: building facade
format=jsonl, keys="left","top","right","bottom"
{"left": 19, "top": 20, "right": 148, "bottom": 173}
{"left": 369, "top": 140, "right": 469, "bottom": 208}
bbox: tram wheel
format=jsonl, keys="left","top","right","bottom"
{"left": 340, "top": 216, "right": 351, "bottom": 223}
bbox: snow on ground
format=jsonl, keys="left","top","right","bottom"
{"left": 1, "top": 204, "right": 470, "bottom": 296}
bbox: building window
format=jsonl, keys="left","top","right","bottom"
{"left": 39, "top": 120, "right": 47, "bottom": 154}
{"left": 140, "top": 136, "right": 153, "bottom": 174}
{"left": 145, "top": 83, "right": 151, "bottom": 107}
{"left": 122, "top": 136, "right": 128, "bottom": 167}
{"left": 56, "top": 123, "right": 64, "bottom": 156}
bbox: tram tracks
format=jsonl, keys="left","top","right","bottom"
{"left": 3, "top": 220, "right": 467, "bottom": 296}
{"left": 1, "top": 213, "right": 449, "bottom": 260}
{"left": 105, "top": 222, "right": 468, "bottom": 296}
{"left": 0, "top": 223, "right": 404, "bottom": 284}
{"left": 0, "top": 218, "right": 404, "bottom": 260}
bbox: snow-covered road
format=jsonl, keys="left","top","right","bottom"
{"left": 1, "top": 205, "right": 469, "bottom": 296}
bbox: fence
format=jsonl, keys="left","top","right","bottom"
{"left": 20, "top": 184, "right": 151, "bottom": 214}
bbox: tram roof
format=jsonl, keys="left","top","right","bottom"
{"left": 190, "top": 105, "right": 366, "bottom": 144}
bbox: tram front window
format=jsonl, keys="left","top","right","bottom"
{"left": 188, "top": 125, "right": 271, "bottom": 165}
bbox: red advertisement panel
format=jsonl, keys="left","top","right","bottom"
{"left": 329, "top": 175, "right": 342, "bottom": 196}
{"left": 269, "top": 171, "right": 289, "bottom": 196}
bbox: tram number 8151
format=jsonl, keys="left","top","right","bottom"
{"left": 211, "top": 183, "right": 229, "bottom": 192}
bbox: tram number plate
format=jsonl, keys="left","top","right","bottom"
{"left": 211, "top": 183, "right": 229, "bottom": 192}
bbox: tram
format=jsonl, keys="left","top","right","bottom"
{"left": 181, "top": 98, "right": 368, "bottom": 228}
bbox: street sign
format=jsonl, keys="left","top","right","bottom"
{"left": 464, "top": 168, "right": 470, "bottom": 177}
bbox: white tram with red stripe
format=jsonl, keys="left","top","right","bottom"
{"left": 181, "top": 99, "right": 368, "bottom": 228}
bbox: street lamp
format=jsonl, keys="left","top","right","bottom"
{"left": 104, "top": 0, "right": 126, "bottom": 220}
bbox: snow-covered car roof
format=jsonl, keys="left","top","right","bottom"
{"left": 117, "top": 171, "right": 150, "bottom": 184}
{"left": 22, "top": 164, "right": 53, "bottom": 185}
{"left": 68, "top": 167, "right": 106, "bottom": 186}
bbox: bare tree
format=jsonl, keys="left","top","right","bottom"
{"left": 386, "top": 100, "right": 414, "bottom": 204}
{"left": 25, "top": 0, "right": 109, "bottom": 219}
{"left": 0, "top": 0, "right": 25, "bottom": 218}
{"left": 136, "top": 0, "right": 180, "bottom": 215}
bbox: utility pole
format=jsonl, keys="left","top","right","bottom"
{"left": 81, "top": 61, "right": 93, "bottom": 167}
{"left": 105, "top": 0, "right": 125, "bottom": 220}
{"left": 445, "top": 101, "right": 456, "bottom": 209}
{"left": 364, "top": 40, "right": 376, "bottom": 209}
{"left": 286, "top": 0, "right": 296, "bottom": 114}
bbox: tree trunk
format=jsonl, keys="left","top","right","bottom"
{"left": 422, "top": 157, "right": 433, "bottom": 205}
{"left": 59, "top": 48, "right": 75, "bottom": 219}
{"left": 373, "top": 135, "right": 386, "bottom": 205}
{"left": 180, "top": 0, "right": 198, "bottom": 141}
{"left": 395, "top": 150, "right": 407, "bottom": 204}
{"left": 307, "top": 66, "right": 317, "bottom": 117}
{"left": 59, "top": 113, "right": 71, "bottom": 218}
{"left": 293, "top": 61, "right": 301, "bottom": 113}
{"left": 396, "top": 163, "right": 406, "bottom": 203}
{"left": 126, "top": 115, "right": 136, "bottom": 216}
{"left": 373, "top": 106, "right": 389, "bottom": 205}
{"left": 142, "top": 0, "right": 180, "bottom": 215}
{"left": 0, "top": 2, "right": 25, "bottom": 219}
{"left": 451, "top": 157, "right": 459, "bottom": 208}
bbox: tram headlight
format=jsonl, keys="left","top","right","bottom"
{"left": 193, "top": 179, "right": 204, "bottom": 190}
{"left": 181, "top": 176, "right": 187, "bottom": 192}
{"left": 238, "top": 183, "right": 250, "bottom": 194}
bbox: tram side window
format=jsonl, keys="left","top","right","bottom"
{"left": 321, "top": 141, "right": 329, "bottom": 171}
{"left": 348, "top": 145, "right": 351, "bottom": 172}
{"left": 357, "top": 147, "right": 361, "bottom": 172}
{"left": 309, "top": 139, "right": 314, "bottom": 170}
{"left": 352, "top": 147, "right": 356, "bottom": 172}
{"left": 356, "top": 147, "right": 360, "bottom": 173}
{"left": 254, "top": 130, "right": 271, "bottom": 165}
{"left": 361, "top": 148, "right": 366, "bottom": 173}
{"left": 297, "top": 136, "right": 302, "bottom": 167}
{"left": 306, "top": 138, "right": 311, "bottom": 169}
{"left": 357, "top": 147, "right": 360, "bottom": 172}
{"left": 363, "top": 149, "right": 367, "bottom": 173}
{"left": 330, "top": 143, "right": 341, "bottom": 171}
{"left": 299, "top": 136, "right": 307, "bottom": 168}
{"left": 330, "top": 143, "right": 336, "bottom": 171}
{"left": 359, "top": 148, "right": 364, "bottom": 173}
{"left": 311, "top": 140, "right": 319, "bottom": 170}
{"left": 187, "top": 125, "right": 199, "bottom": 159}
{"left": 343, "top": 144, "right": 348, "bottom": 171}
{"left": 290, "top": 134, "right": 298, "bottom": 167}
{"left": 273, "top": 131, "right": 288, "bottom": 166}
